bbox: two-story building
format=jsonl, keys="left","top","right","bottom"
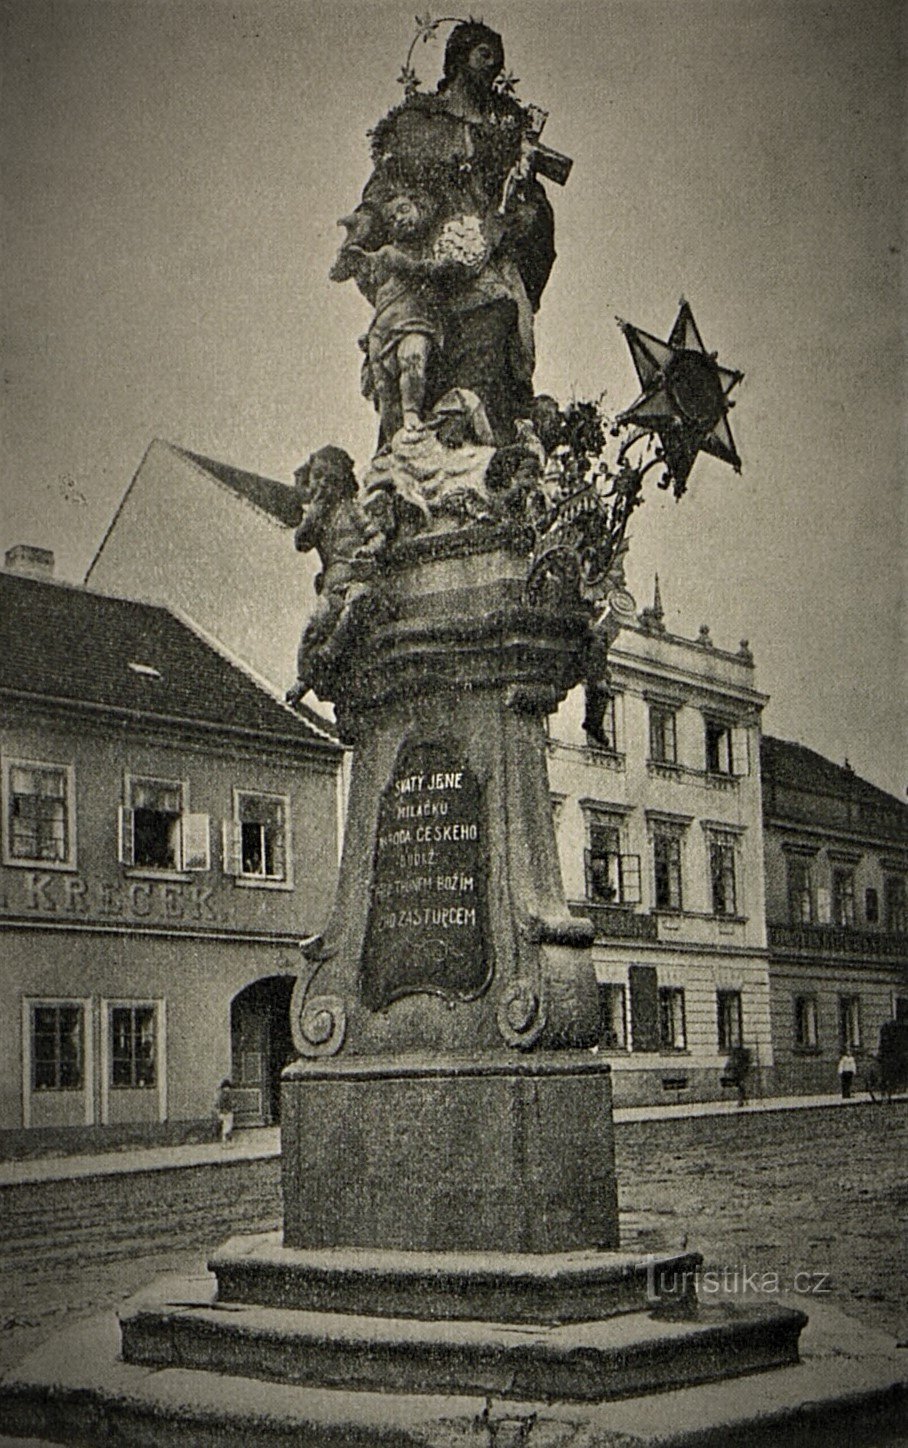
{"left": 547, "top": 590, "right": 772, "bottom": 1104}
{"left": 761, "top": 735, "right": 908, "bottom": 1093}
{"left": 0, "top": 550, "right": 342, "bottom": 1155}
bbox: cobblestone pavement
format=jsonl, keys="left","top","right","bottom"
{"left": 0, "top": 1102, "right": 905, "bottom": 1379}
{"left": 615, "top": 1101, "right": 908, "bottom": 1342}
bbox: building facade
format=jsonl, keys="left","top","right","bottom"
{"left": 0, "top": 558, "right": 342, "bottom": 1154}
{"left": 547, "top": 599, "right": 772, "bottom": 1105}
{"left": 761, "top": 736, "right": 908, "bottom": 1094}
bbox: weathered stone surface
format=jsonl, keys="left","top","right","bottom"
{"left": 210, "top": 1233, "right": 702, "bottom": 1324}
{"left": 3, "top": 1293, "right": 905, "bottom": 1446}
{"left": 119, "top": 1270, "right": 807, "bottom": 1404}
{"left": 281, "top": 1053, "right": 618, "bottom": 1253}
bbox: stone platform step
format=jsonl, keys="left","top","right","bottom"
{"left": 119, "top": 1270, "right": 806, "bottom": 1404}
{"left": 2, "top": 1295, "right": 906, "bottom": 1448}
{"left": 209, "top": 1232, "right": 703, "bottom": 1323}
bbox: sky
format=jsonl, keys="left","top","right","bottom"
{"left": 1, "top": 0, "right": 904, "bottom": 796}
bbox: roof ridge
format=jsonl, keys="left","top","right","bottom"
{"left": 84, "top": 438, "right": 168, "bottom": 584}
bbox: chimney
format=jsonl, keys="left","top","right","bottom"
{"left": 4, "top": 544, "right": 55, "bottom": 579}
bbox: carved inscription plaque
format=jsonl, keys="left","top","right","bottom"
{"left": 361, "top": 740, "right": 491, "bottom": 1010}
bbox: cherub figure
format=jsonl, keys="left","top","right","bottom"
{"left": 285, "top": 446, "right": 383, "bottom": 706}
{"left": 332, "top": 190, "right": 461, "bottom": 443}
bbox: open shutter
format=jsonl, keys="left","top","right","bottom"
{"left": 117, "top": 805, "right": 135, "bottom": 866}
{"left": 271, "top": 821, "right": 287, "bottom": 880}
{"left": 182, "top": 814, "right": 210, "bottom": 871}
{"left": 731, "top": 727, "right": 750, "bottom": 776}
{"left": 619, "top": 854, "right": 642, "bottom": 904}
{"left": 221, "top": 819, "right": 243, "bottom": 876}
{"left": 628, "top": 964, "right": 660, "bottom": 1052}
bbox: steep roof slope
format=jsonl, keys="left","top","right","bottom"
{"left": 761, "top": 734, "right": 907, "bottom": 834}
{"left": 0, "top": 571, "right": 337, "bottom": 751}
{"left": 175, "top": 447, "right": 301, "bottom": 527}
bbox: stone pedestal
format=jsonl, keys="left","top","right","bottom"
{"left": 281, "top": 1053, "right": 618, "bottom": 1253}
{"left": 282, "top": 527, "right": 617, "bottom": 1254}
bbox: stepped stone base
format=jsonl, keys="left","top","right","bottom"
{"left": 2, "top": 1291, "right": 906, "bottom": 1448}
{"left": 208, "top": 1231, "right": 702, "bottom": 1323}
{"left": 119, "top": 1269, "right": 806, "bottom": 1404}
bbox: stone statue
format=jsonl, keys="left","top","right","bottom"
{"left": 332, "top": 20, "right": 569, "bottom": 445}
{"left": 285, "top": 446, "right": 383, "bottom": 705}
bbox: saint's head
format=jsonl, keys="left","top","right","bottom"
{"left": 440, "top": 21, "right": 504, "bottom": 100}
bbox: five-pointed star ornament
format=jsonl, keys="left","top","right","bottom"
{"left": 615, "top": 300, "right": 743, "bottom": 497}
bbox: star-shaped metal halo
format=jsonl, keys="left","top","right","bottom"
{"left": 615, "top": 299, "right": 743, "bottom": 496}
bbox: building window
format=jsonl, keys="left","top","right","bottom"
{"left": 658, "top": 987, "right": 687, "bottom": 1050}
{"left": 884, "top": 875, "right": 907, "bottom": 933}
{"left": 31, "top": 1003, "right": 84, "bottom": 1091}
{"left": 864, "top": 887, "right": 879, "bottom": 925}
{"left": 709, "top": 836, "right": 738, "bottom": 917}
{"left": 649, "top": 705, "right": 677, "bottom": 765}
{"left": 653, "top": 830, "right": 683, "bottom": 910}
{"left": 705, "top": 720, "right": 732, "bottom": 775}
{"left": 110, "top": 1005, "right": 156, "bottom": 1089}
{"left": 794, "top": 995, "right": 819, "bottom": 1050}
{"left": 831, "top": 867, "right": 856, "bottom": 927}
{"left": 787, "top": 857, "right": 814, "bottom": 925}
{"left": 583, "top": 685, "right": 617, "bottom": 752}
{"left": 717, "top": 989, "right": 743, "bottom": 1050}
{"left": 224, "top": 791, "right": 291, "bottom": 885}
{"left": 597, "top": 983, "right": 627, "bottom": 1049}
{"left": 585, "top": 819, "right": 641, "bottom": 906}
{"left": 704, "top": 720, "right": 749, "bottom": 776}
{"left": 4, "top": 761, "right": 74, "bottom": 867}
{"left": 119, "top": 777, "right": 209, "bottom": 872}
{"left": 839, "top": 995, "right": 861, "bottom": 1050}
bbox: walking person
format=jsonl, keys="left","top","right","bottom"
{"left": 217, "top": 1078, "right": 235, "bottom": 1144}
{"left": 837, "top": 1051, "right": 856, "bottom": 1100}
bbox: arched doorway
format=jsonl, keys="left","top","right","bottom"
{"left": 229, "top": 975, "right": 296, "bottom": 1126}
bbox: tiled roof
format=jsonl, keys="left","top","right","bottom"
{"left": 761, "top": 735, "right": 907, "bottom": 819}
{"left": 0, "top": 572, "right": 338, "bottom": 751}
{"left": 176, "top": 447, "right": 301, "bottom": 528}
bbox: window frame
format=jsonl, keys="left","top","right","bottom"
{"left": 22, "top": 997, "right": 94, "bottom": 1128}
{"left": 838, "top": 993, "right": 862, "bottom": 1051}
{"left": 109, "top": 1003, "right": 158, "bottom": 1090}
{"left": 99, "top": 998, "right": 167, "bottom": 1124}
{"left": 652, "top": 829, "right": 683, "bottom": 911}
{"left": 786, "top": 855, "right": 814, "bottom": 925}
{"left": 596, "top": 982, "right": 628, "bottom": 1050}
{"left": 3, "top": 758, "right": 77, "bottom": 871}
{"left": 224, "top": 788, "right": 294, "bottom": 890}
{"left": 831, "top": 866, "right": 856, "bottom": 927}
{"left": 794, "top": 994, "right": 819, "bottom": 1051}
{"left": 583, "top": 812, "right": 641, "bottom": 907}
{"left": 118, "top": 774, "right": 209, "bottom": 877}
{"left": 717, "top": 989, "right": 743, "bottom": 1051}
{"left": 648, "top": 704, "right": 678, "bottom": 765}
{"left": 709, "top": 834, "right": 739, "bottom": 917}
{"left": 884, "top": 875, "right": 907, "bottom": 933}
{"left": 658, "top": 985, "right": 687, "bottom": 1051}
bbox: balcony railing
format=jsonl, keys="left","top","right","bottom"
{"left": 571, "top": 902, "right": 659, "bottom": 941}
{"left": 768, "top": 923, "right": 908, "bottom": 959}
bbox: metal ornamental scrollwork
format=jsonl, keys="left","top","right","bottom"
{"left": 297, "top": 994, "right": 347, "bottom": 1058}
{"left": 496, "top": 978, "right": 547, "bottom": 1050}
